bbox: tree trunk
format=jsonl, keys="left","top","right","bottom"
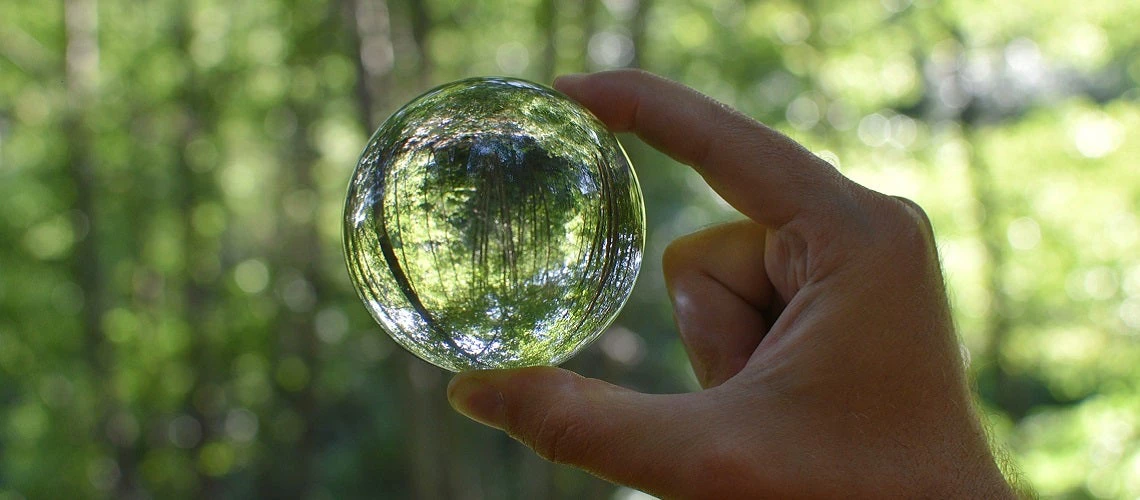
{"left": 172, "top": 6, "right": 223, "bottom": 496}
{"left": 347, "top": 1, "right": 454, "bottom": 499}
{"left": 537, "top": 0, "right": 558, "bottom": 82}
{"left": 282, "top": 112, "right": 325, "bottom": 496}
{"left": 629, "top": 0, "right": 653, "bottom": 69}
{"left": 581, "top": 0, "right": 597, "bottom": 72}
{"left": 63, "top": 0, "right": 137, "bottom": 496}
{"left": 64, "top": 0, "right": 101, "bottom": 362}
{"left": 396, "top": 2, "right": 453, "bottom": 498}
{"left": 963, "top": 126, "right": 1022, "bottom": 416}
{"left": 407, "top": 0, "right": 433, "bottom": 87}
{"left": 346, "top": 0, "right": 394, "bottom": 128}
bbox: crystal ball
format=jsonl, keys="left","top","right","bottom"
{"left": 343, "top": 77, "right": 645, "bottom": 372}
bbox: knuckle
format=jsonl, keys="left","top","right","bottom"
{"left": 526, "top": 406, "right": 585, "bottom": 464}
{"left": 891, "top": 196, "right": 935, "bottom": 235}
{"left": 875, "top": 195, "right": 938, "bottom": 261}
{"left": 803, "top": 176, "right": 870, "bottom": 226}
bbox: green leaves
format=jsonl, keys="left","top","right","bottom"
{"left": 1, "top": 0, "right": 1137, "bottom": 497}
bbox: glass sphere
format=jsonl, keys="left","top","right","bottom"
{"left": 343, "top": 77, "right": 645, "bottom": 372}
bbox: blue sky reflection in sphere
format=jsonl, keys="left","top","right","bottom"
{"left": 343, "top": 77, "right": 645, "bottom": 372}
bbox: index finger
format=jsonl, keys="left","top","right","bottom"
{"left": 554, "top": 69, "right": 846, "bottom": 227}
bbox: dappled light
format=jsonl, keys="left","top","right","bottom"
{"left": 1, "top": 0, "right": 1138, "bottom": 497}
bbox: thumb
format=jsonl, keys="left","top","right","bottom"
{"left": 447, "top": 366, "right": 708, "bottom": 495}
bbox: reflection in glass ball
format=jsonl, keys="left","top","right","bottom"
{"left": 343, "top": 77, "right": 645, "bottom": 372}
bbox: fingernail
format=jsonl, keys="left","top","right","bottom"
{"left": 553, "top": 73, "right": 587, "bottom": 90}
{"left": 447, "top": 375, "right": 506, "bottom": 430}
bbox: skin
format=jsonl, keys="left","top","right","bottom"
{"left": 446, "top": 69, "right": 1016, "bottom": 499}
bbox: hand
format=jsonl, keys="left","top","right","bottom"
{"left": 446, "top": 70, "right": 1014, "bottom": 499}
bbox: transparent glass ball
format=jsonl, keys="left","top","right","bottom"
{"left": 343, "top": 77, "right": 645, "bottom": 372}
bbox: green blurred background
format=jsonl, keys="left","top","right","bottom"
{"left": 2, "top": 0, "right": 1138, "bottom": 497}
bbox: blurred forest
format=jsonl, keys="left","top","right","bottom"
{"left": 1, "top": 0, "right": 1138, "bottom": 498}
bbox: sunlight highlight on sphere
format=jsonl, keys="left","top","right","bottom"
{"left": 343, "top": 77, "right": 645, "bottom": 372}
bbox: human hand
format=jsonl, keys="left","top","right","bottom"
{"left": 446, "top": 70, "right": 1014, "bottom": 499}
